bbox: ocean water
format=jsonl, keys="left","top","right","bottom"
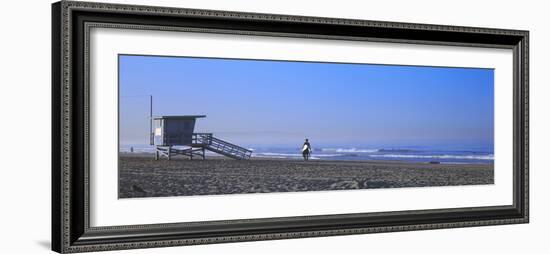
{"left": 250, "top": 146, "right": 493, "bottom": 164}
{"left": 120, "top": 144, "right": 494, "bottom": 164}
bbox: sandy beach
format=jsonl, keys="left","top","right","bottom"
{"left": 118, "top": 153, "right": 493, "bottom": 198}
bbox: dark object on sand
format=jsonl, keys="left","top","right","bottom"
{"left": 131, "top": 184, "right": 147, "bottom": 195}
{"left": 429, "top": 161, "right": 441, "bottom": 164}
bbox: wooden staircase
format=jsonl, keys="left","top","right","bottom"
{"left": 191, "top": 133, "right": 252, "bottom": 160}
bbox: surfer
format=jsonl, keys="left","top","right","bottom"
{"left": 302, "top": 138, "right": 312, "bottom": 161}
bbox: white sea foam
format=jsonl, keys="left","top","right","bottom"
{"left": 253, "top": 152, "right": 340, "bottom": 158}
{"left": 321, "top": 148, "right": 378, "bottom": 153}
{"left": 120, "top": 145, "right": 493, "bottom": 162}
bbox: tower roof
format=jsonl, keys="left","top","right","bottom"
{"left": 153, "top": 115, "right": 206, "bottom": 120}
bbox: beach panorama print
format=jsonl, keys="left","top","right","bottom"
{"left": 118, "top": 55, "right": 494, "bottom": 198}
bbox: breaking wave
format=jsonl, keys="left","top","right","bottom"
{"left": 321, "top": 148, "right": 378, "bottom": 153}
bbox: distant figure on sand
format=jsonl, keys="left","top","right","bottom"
{"left": 302, "top": 138, "right": 312, "bottom": 161}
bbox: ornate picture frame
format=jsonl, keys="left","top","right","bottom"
{"left": 52, "top": 1, "right": 529, "bottom": 253}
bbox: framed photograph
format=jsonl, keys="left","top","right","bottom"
{"left": 52, "top": 1, "right": 529, "bottom": 253}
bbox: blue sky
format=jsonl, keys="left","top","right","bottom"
{"left": 119, "top": 55, "right": 494, "bottom": 150}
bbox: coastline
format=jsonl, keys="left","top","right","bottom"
{"left": 119, "top": 153, "right": 494, "bottom": 198}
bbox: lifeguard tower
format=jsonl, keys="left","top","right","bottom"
{"left": 152, "top": 115, "right": 252, "bottom": 160}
